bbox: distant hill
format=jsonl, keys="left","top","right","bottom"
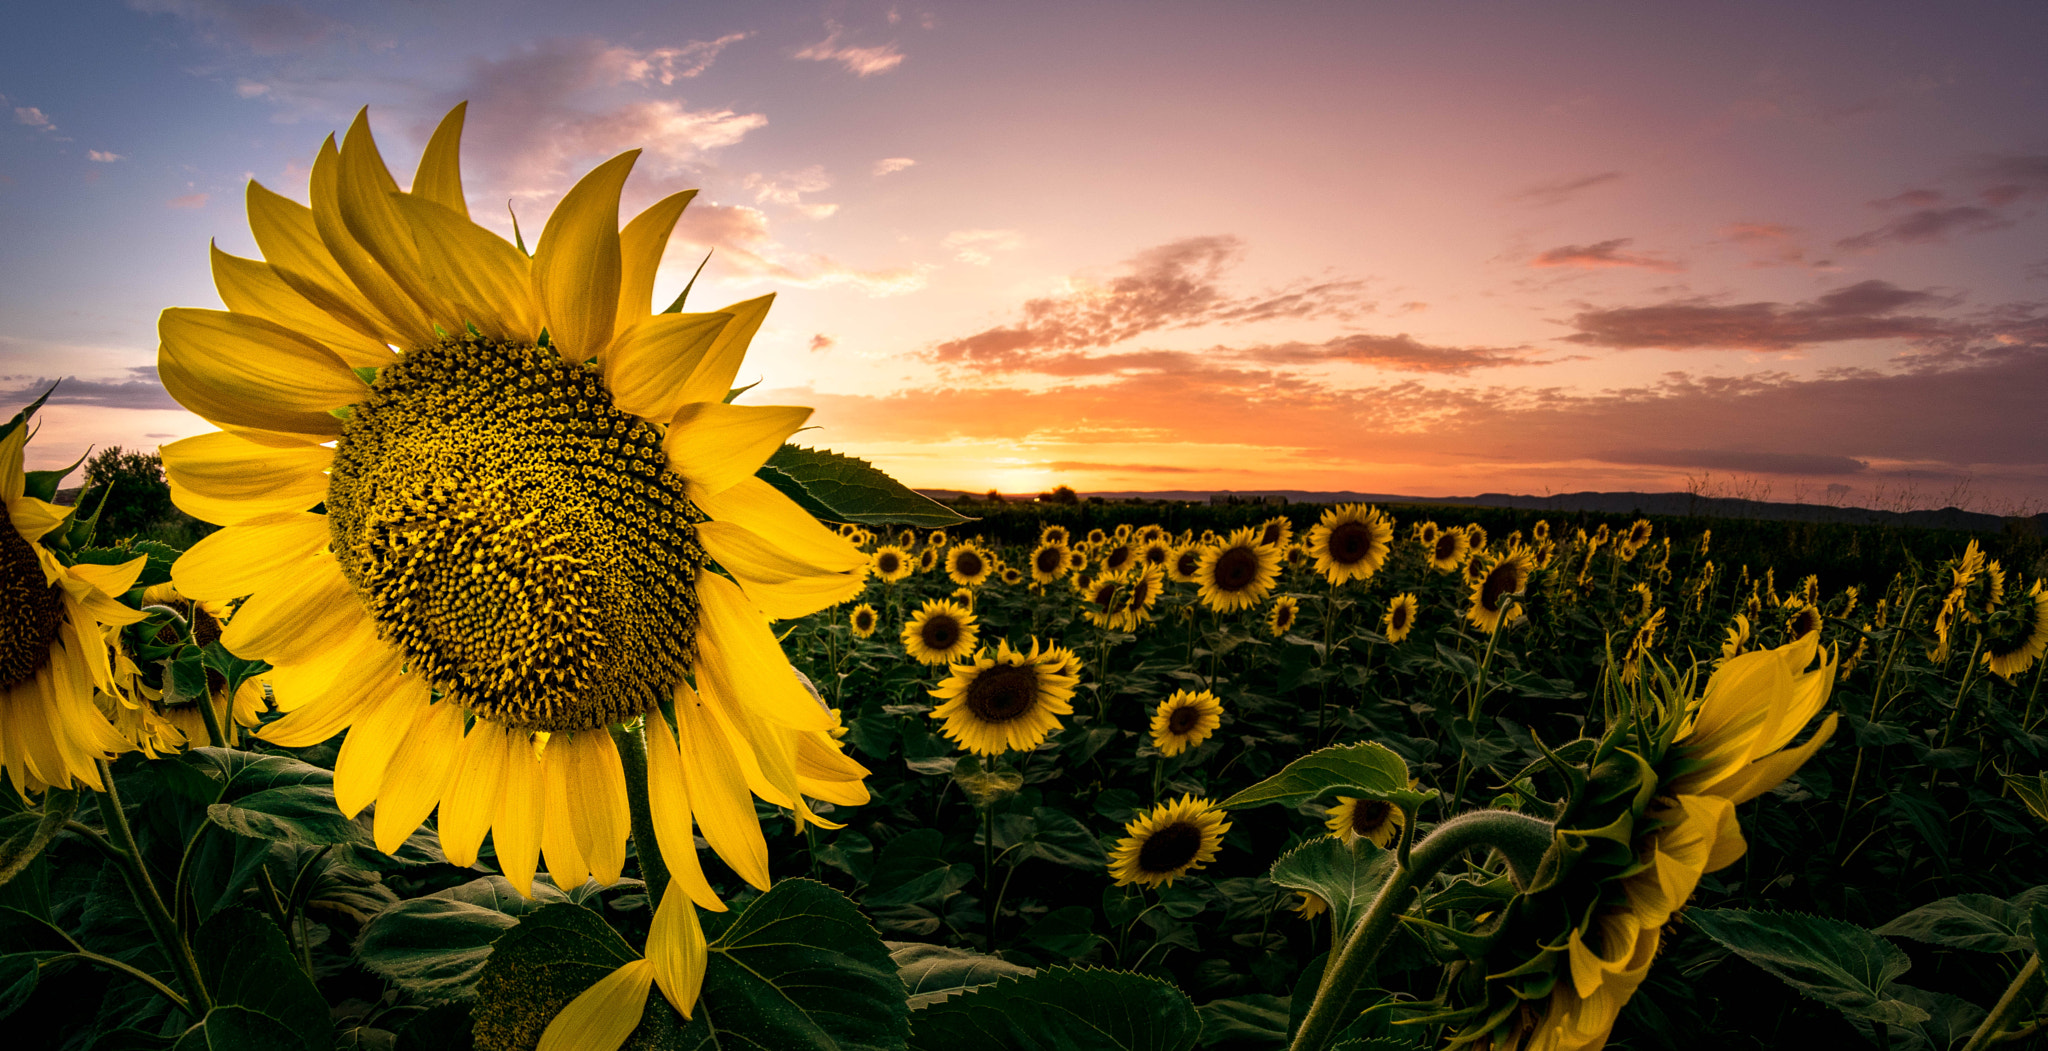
{"left": 916, "top": 488, "right": 2048, "bottom": 536}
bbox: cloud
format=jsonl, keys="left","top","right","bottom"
{"left": 931, "top": 236, "right": 1366, "bottom": 371}
{"left": 1563, "top": 280, "right": 1954, "bottom": 351}
{"left": 1042, "top": 461, "right": 1202, "bottom": 474}
{"left": 1243, "top": 333, "right": 1539, "bottom": 374}
{"left": 744, "top": 166, "right": 837, "bottom": 219}
{"left": 1974, "top": 153, "right": 2048, "bottom": 206}
{"left": 1530, "top": 238, "right": 1683, "bottom": 272}
{"left": 87, "top": 150, "right": 124, "bottom": 162}
{"left": 1509, "top": 172, "right": 1621, "bottom": 207}
{"left": 1871, "top": 188, "right": 1943, "bottom": 209}
{"left": 0, "top": 368, "right": 179, "bottom": 411}
{"left": 234, "top": 78, "right": 269, "bottom": 98}
{"left": 606, "top": 33, "right": 750, "bottom": 84}
{"left": 1592, "top": 448, "right": 1869, "bottom": 476}
{"left": 1836, "top": 206, "right": 2014, "bottom": 251}
{"left": 873, "top": 157, "right": 916, "bottom": 176}
{"left": 793, "top": 24, "right": 905, "bottom": 76}
{"left": 168, "top": 193, "right": 209, "bottom": 209}
{"left": 673, "top": 201, "right": 928, "bottom": 295}
{"left": 809, "top": 334, "right": 835, "bottom": 352}
{"left": 127, "top": 0, "right": 339, "bottom": 55}
{"left": 14, "top": 106, "right": 53, "bottom": 130}
{"left": 1721, "top": 222, "right": 1810, "bottom": 267}
{"left": 942, "top": 229, "right": 1022, "bottom": 265}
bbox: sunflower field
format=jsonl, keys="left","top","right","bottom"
{"left": 3, "top": 107, "right": 2047, "bottom": 1051}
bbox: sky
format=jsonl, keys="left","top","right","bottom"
{"left": 3, "top": 1, "right": 2046, "bottom": 511}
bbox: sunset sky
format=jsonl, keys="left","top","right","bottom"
{"left": 5, "top": 2, "right": 2046, "bottom": 510}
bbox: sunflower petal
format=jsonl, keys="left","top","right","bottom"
{"left": 212, "top": 243, "right": 396, "bottom": 367}
{"left": 537, "top": 958, "right": 654, "bottom": 1051}
{"left": 337, "top": 110, "right": 458, "bottom": 332}
{"left": 412, "top": 102, "right": 469, "bottom": 217}
{"left": 644, "top": 706, "right": 725, "bottom": 911}
{"left": 373, "top": 699, "right": 465, "bottom": 855}
{"left": 674, "top": 294, "right": 774, "bottom": 405}
{"left": 1712, "top": 712, "right": 1839, "bottom": 808}
{"left": 540, "top": 737, "right": 592, "bottom": 892}
{"left": 162, "top": 430, "right": 332, "bottom": 526}
{"left": 646, "top": 889, "right": 708, "bottom": 1019}
{"left": 663, "top": 402, "right": 812, "bottom": 503}
{"left": 670, "top": 685, "right": 770, "bottom": 889}
{"left": 567, "top": 731, "right": 631, "bottom": 886}
{"left": 533, "top": 150, "right": 637, "bottom": 362}
{"left": 392, "top": 194, "right": 539, "bottom": 342}
{"left": 699, "top": 519, "right": 866, "bottom": 620}
{"left": 334, "top": 676, "right": 431, "bottom": 819}
{"left": 439, "top": 720, "right": 510, "bottom": 868}
{"left": 173, "top": 512, "right": 331, "bottom": 600}
{"left": 159, "top": 308, "right": 363, "bottom": 438}
{"left": 694, "top": 476, "right": 864, "bottom": 570}
{"left": 693, "top": 573, "right": 832, "bottom": 732}
{"left": 257, "top": 648, "right": 404, "bottom": 746}
{"left": 602, "top": 312, "right": 732, "bottom": 421}
{"left": 219, "top": 557, "right": 367, "bottom": 667}
{"left": 309, "top": 131, "right": 438, "bottom": 347}
{"left": 245, "top": 179, "right": 400, "bottom": 346}
{"left": 496, "top": 732, "right": 546, "bottom": 897}
{"left": 617, "top": 190, "right": 697, "bottom": 328}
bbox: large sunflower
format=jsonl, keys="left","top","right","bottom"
{"left": 1466, "top": 548, "right": 1533, "bottom": 634}
{"left": 928, "top": 639, "right": 1078, "bottom": 756}
{"left": 1, "top": 419, "right": 149, "bottom": 794}
{"left": 945, "top": 543, "right": 994, "bottom": 588}
{"left": 904, "top": 598, "right": 978, "bottom": 665}
{"left": 1106, "top": 795, "right": 1230, "bottom": 889}
{"left": 1148, "top": 688, "right": 1223, "bottom": 757}
{"left": 159, "top": 106, "right": 871, "bottom": 1026}
{"left": 1306, "top": 503, "right": 1394, "bottom": 585}
{"left": 1197, "top": 528, "right": 1282, "bottom": 613}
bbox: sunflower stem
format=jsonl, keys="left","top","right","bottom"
{"left": 1289, "top": 809, "right": 1553, "bottom": 1051}
{"left": 609, "top": 723, "right": 670, "bottom": 910}
{"left": 196, "top": 686, "right": 230, "bottom": 750}
{"left": 93, "top": 759, "right": 211, "bottom": 1016}
{"left": 1959, "top": 953, "right": 2041, "bottom": 1051}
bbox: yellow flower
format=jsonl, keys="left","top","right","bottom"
{"left": 871, "top": 545, "right": 914, "bottom": 582}
{"left": 1306, "top": 504, "right": 1393, "bottom": 585}
{"left": 1428, "top": 529, "right": 1471, "bottom": 573}
{"left": 1384, "top": 593, "right": 1419, "bottom": 643}
{"left": 1255, "top": 515, "right": 1294, "bottom": 549}
{"left": 1267, "top": 596, "right": 1300, "bottom": 637}
{"left": 1029, "top": 540, "right": 1074, "bottom": 585}
{"left": 1984, "top": 581, "right": 2048, "bottom": 680}
{"left": 1107, "top": 795, "right": 1229, "bottom": 889}
{"left": 946, "top": 543, "right": 994, "bottom": 588}
{"left": 926, "top": 529, "right": 949, "bottom": 549}
{"left": 1324, "top": 795, "right": 1405, "bottom": 848}
{"left": 929, "top": 639, "right": 1078, "bottom": 756}
{"left": 1139, "top": 538, "right": 1174, "bottom": 570}
{"left": 1197, "top": 528, "right": 1281, "bottom": 613}
{"left": 1000, "top": 566, "right": 1023, "bottom": 586}
{"left": 1100, "top": 540, "right": 1137, "bottom": 575}
{"left": 1621, "top": 608, "right": 1665, "bottom": 679}
{"left": 1465, "top": 548, "right": 1533, "bottom": 634}
{"left": 904, "top": 598, "right": 978, "bottom": 665}
{"left": 1167, "top": 544, "right": 1205, "bottom": 584}
{"left": 155, "top": 105, "right": 872, "bottom": 1029}
{"left": 1087, "top": 528, "right": 1108, "bottom": 547}
{"left": 848, "top": 603, "right": 878, "bottom": 638}
{"left": 1291, "top": 891, "right": 1329, "bottom": 921}
{"left": 1039, "top": 524, "right": 1070, "bottom": 547}
{"left": 1, "top": 419, "right": 148, "bottom": 794}
{"left": 1149, "top": 689, "right": 1222, "bottom": 757}
{"left": 918, "top": 547, "right": 940, "bottom": 572}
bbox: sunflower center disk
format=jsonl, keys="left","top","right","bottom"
{"left": 1167, "top": 705, "right": 1201, "bottom": 735}
{"left": 1328, "top": 522, "right": 1372, "bottom": 563}
{"left": 1137, "top": 821, "right": 1203, "bottom": 872}
{"left": 327, "top": 336, "right": 705, "bottom": 733}
{"left": 920, "top": 615, "right": 961, "bottom": 652}
{"left": 965, "top": 665, "right": 1039, "bottom": 723}
{"left": 1353, "top": 800, "right": 1391, "bottom": 834}
{"left": 0, "top": 524, "right": 61, "bottom": 688}
{"left": 1213, "top": 548, "right": 1258, "bottom": 590}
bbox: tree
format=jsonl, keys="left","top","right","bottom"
{"left": 76, "top": 447, "right": 198, "bottom": 544}
{"left": 984, "top": 489, "right": 1005, "bottom": 504}
{"left": 1047, "top": 485, "right": 1079, "bottom": 505}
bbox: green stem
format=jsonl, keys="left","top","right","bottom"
{"left": 1289, "top": 810, "right": 1554, "bottom": 1051}
{"left": 1959, "top": 953, "right": 2042, "bottom": 1051}
{"left": 609, "top": 723, "right": 670, "bottom": 909}
{"left": 41, "top": 952, "right": 191, "bottom": 1014}
{"left": 197, "top": 687, "right": 230, "bottom": 750}
{"left": 93, "top": 759, "right": 211, "bottom": 1015}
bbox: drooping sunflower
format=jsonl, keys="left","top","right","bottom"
{"left": 929, "top": 639, "right": 1078, "bottom": 756}
{"left": 1384, "top": 593, "right": 1418, "bottom": 643}
{"left": 1983, "top": 582, "right": 2048, "bottom": 680}
{"left": 1428, "top": 529, "right": 1471, "bottom": 573}
{"left": 903, "top": 598, "right": 978, "bottom": 665}
{"left": 1197, "top": 528, "right": 1282, "bottom": 613}
{"left": 118, "top": 587, "right": 272, "bottom": 749}
{"left": 1620, "top": 608, "right": 1665, "bottom": 678}
{"left": 872, "top": 545, "right": 914, "bottom": 583}
{"left": 159, "top": 105, "right": 873, "bottom": 1027}
{"left": 1306, "top": 503, "right": 1393, "bottom": 586}
{"left": 1466, "top": 548, "right": 1533, "bottom": 634}
{"left": 1267, "top": 596, "right": 1299, "bottom": 637}
{"left": 946, "top": 543, "right": 994, "bottom": 588}
{"left": 1149, "top": 689, "right": 1223, "bottom": 757}
{"left": 1324, "top": 795, "right": 1404, "bottom": 848}
{"left": 1255, "top": 515, "right": 1294, "bottom": 549}
{"left": 1106, "top": 795, "right": 1230, "bottom": 889}
{"left": 849, "top": 603, "right": 878, "bottom": 638}
{"left": 1627, "top": 582, "right": 1653, "bottom": 620}
{"left": 1168, "top": 545, "right": 1204, "bottom": 584}
{"left": 1, "top": 416, "right": 149, "bottom": 794}
{"left": 1029, "top": 540, "right": 1073, "bottom": 585}
{"left": 1617, "top": 518, "right": 1652, "bottom": 560}
{"left": 1039, "top": 524, "right": 1070, "bottom": 547}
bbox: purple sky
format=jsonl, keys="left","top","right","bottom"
{"left": 4, "top": 1, "right": 2045, "bottom": 510}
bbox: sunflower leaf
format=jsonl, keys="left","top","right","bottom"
{"left": 904, "top": 965, "right": 1201, "bottom": 1051}
{"left": 1217, "top": 742, "right": 1420, "bottom": 812}
{"left": 0, "top": 788, "right": 76, "bottom": 891}
{"left": 355, "top": 877, "right": 570, "bottom": 1005}
{"left": 190, "top": 906, "right": 335, "bottom": 1051}
{"left": 1268, "top": 836, "right": 1398, "bottom": 939}
{"left": 890, "top": 941, "right": 1034, "bottom": 1009}
{"left": 1873, "top": 887, "right": 2048, "bottom": 954}
{"left": 1686, "top": 909, "right": 1931, "bottom": 1028}
{"left": 685, "top": 877, "right": 908, "bottom": 1050}
{"left": 760, "top": 444, "right": 970, "bottom": 527}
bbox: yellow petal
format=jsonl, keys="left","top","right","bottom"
{"left": 533, "top": 150, "right": 636, "bottom": 361}
{"left": 664, "top": 402, "right": 812, "bottom": 504}
{"left": 245, "top": 179, "right": 401, "bottom": 346}
{"left": 1, "top": 424, "right": 25, "bottom": 502}
{"left": 692, "top": 572, "right": 832, "bottom": 733}
{"left": 158, "top": 308, "right": 362, "bottom": 438}
{"left": 392, "top": 194, "right": 538, "bottom": 342}
{"left": 617, "top": 190, "right": 698, "bottom": 330}
{"left": 699, "top": 519, "right": 865, "bottom": 620}
{"left": 219, "top": 556, "right": 367, "bottom": 667}
{"left": 337, "top": 110, "right": 458, "bottom": 332}
{"left": 257, "top": 647, "right": 404, "bottom": 746}
{"left": 673, "top": 294, "right": 774, "bottom": 405}
{"left": 309, "top": 131, "right": 438, "bottom": 348}
{"left": 694, "top": 671, "right": 810, "bottom": 819}
{"left": 537, "top": 958, "right": 653, "bottom": 1051}
{"left": 262, "top": 614, "right": 389, "bottom": 711}
{"left": 162, "top": 430, "right": 332, "bottom": 526}
{"left": 412, "top": 102, "right": 469, "bottom": 218}
{"left": 334, "top": 677, "right": 431, "bottom": 818}
{"left": 694, "top": 476, "right": 863, "bottom": 570}
{"left": 66, "top": 555, "right": 147, "bottom": 598}
{"left": 670, "top": 684, "right": 770, "bottom": 889}
{"left": 496, "top": 732, "right": 546, "bottom": 897}
{"left": 173, "top": 512, "right": 331, "bottom": 600}
{"left": 1568, "top": 911, "right": 1641, "bottom": 1000}
{"left": 566, "top": 731, "right": 631, "bottom": 886}
{"left": 643, "top": 706, "right": 725, "bottom": 911}
{"left": 211, "top": 242, "right": 395, "bottom": 367}
{"left": 439, "top": 720, "right": 510, "bottom": 868}
{"left": 646, "top": 889, "right": 707, "bottom": 1019}
{"left": 373, "top": 699, "right": 465, "bottom": 855}
{"left": 540, "top": 737, "right": 592, "bottom": 892}
{"left": 602, "top": 312, "right": 733, "bottom": 421}
{"left": 1712, "top": 712, "right": 1839, "bottom": 809}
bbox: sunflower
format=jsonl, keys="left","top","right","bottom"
{"left": 123, "top": 590, "right": 272, "bottom": 749}
{"left": 918, "top": 547, "right": 940, "bottom": 572}
{"left": 928, "top": 639, "right": 1078, "bottom": 756}
{"left": 1039, "top": 524, "right": 1071, "bottom": 547}
{"left": 1123, "top": 565, "right": 1164, "bottom": 628}
{"left": 1428, "top": 529, "right": 1471, "bottom": 573}
{"left": 158, "top": 106, "right": 874, "bottom": 1029}
{"left": 1199, "top": 529, "right": 1219, "bottom": 545}
{"left": 1197, "top": 528, "right": 1282, "bottom": 613}
{"left": 1621, "top": 608, "right": 1665, "bottom": 678}
{"left": 1465, "top": 523, "right": 1489, "bottom": 552}
{"left": 926, "top": 529, "right": 949, "bottom": 550}
{"left": 1149, "top": 689, "right": 1223, "bottom": 757}
{"left": 1267, "top": 596, "right": 1299, "bottom": 637}
{"left": 1106, "top": 795, "right": 1229, "bottom": 889}
{"left": 1618, "top": 518, "right": 1652, "bottom": 559}
{"left": 1324, "top": 795, "right": 1404, "bottom": 848}
{"left": 1627, "top": 582, "right": 1653, "bottom": 620}
{"left": 946, "top": 543, "right": 994, "bottom": 588}
{"left": 1384, "top": 593, "right": 1418, "bottom": 643}
{"left": 1292, "top": 891, "right": 1329, "bottom": 921}
{"left": 903, "top": 598, "right": 979, "bottom": 665}
{"left": 1416, "top": 521, "right": 1442, "bottom": 548}
{"left": 1255, "top": 516, "right": 1294, "bottom": 549}
{"left": 1029, "top": 540, "right": 1074, "bottom": 585}
{"left": 1785, "top": 601, "right": 1822, "bottom": 640}
{"left": 1113, "top": 523, "right": 1133, "bottom": 542}
{"left": 1983, "top": 582, "right": 2048, "bottom": 680}
{"left": 1086, "top": 528, "right": 1108, "bottom": 547}
{"left": 1100, "top": 541, "right": 1137, "bottom": 575}
{"left": 1306, "top": 503, "right": 1393, "bottom": 586}
{"left": 1532, "top": 520, "right": 1551, "bottom": 544}
{"left": 1168, "top": 545, "right": 1205, "bottom": 584}
{"left": 848, "top": 603, "right": 878, "bottom": 638}
{"left": 1, "top": 415, "right": 149, "bottom": 794}
{"left": 897, "top": 528, "right": 918, "bottom": 549}
{"left": 872, "top": 545, "right": 914, "bottom": 583}
{"left": 950, "top": 586, "right": 976, "bottom": 611}
{"left": 1466, "top": 548, "right": 1533, "bottom": 634}
{"left": 1136, "top": 524, "right": 1165, "bottom": 545}
{"left": 1721, "top": 614, "right": 1751, "bottom": 660}
{"left": 1000, "top": 566, "right": 1023, "bottom": 586}
{"left": 1139, "top": 538, "right": 1173, "bottom": 569}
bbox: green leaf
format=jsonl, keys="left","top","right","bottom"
{"left": 173, "top": 1005, "right": 307, "bottom": 1051}
{"left": 1218, "top": 743, "right": 1418, "bottom": 812}
{"left": 0, "top": 951, "right": 55, "bottom": 1021}
{"left": 356, "top": 877, "right": 571, "bottom": 1005}
{"left": 1686, "top": 909, "right": 1929, "bottom": 1028}
{"left": 1845, "top": 985, "right": 1987, "bottom": 1051}
{"left": 891, "top": 941, "right": 1033, "bottom": 1009}
{"left": 2006, "top": 773, "right": 2048, "bottom": 827}
{"left": 0, "top": 787, "right": 76, "bottom": 889}
{"left": 1015, "top": 807, "right": 1105, "bottom": 870}
{"left": 207, "top": 786, "right": 361, "bottom": 849}
{"left": 865, "top": 829, "right": 974, "bottom": 910}
{"left": 1022, "top": 906, "right": 1099, "bottom": 958}
{"left": 191, "top": 906, "right": 334, "bottom": 1051}
{"left": 472, "top": 903, "right": 646, "bottom": 1051}
{"left": 905, "top": 966, "right": 1201, "bottom": 1051}
{"left": 1268, "top": 836, "right": 1398, "bottom": 938}
{"left": 761, "top": 444, "right": 969, "bottom": 527}
{"left": 1874, "top": 888, "right": 2047, "bottom": 954}
{"left": 1196, "top": 993, "right": 1292, "bottom": 1050}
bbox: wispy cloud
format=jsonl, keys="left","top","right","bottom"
{"left": 1721, "top": 222, "right": 1812, "bottom": 268}
{"left": 743, "top": 166, "right": 837, "bottom": 219}
{"left": 14, "top": 106, "right": 54, "bottom": 130}
{"left": 942, "top": 229, "right": 1022, "bottom": 265}
{"left": 1836, "top": 206, "right": 2013, "bottom": 251}
{"left": 168, "top": 192, "right": 209, "bottom": 209}
{"left": 87, "top": 150, "right": 124, "bottom": 162}
{"left": 1510, "top": 171, "right": 1621, "bottom": 207}
{"left": 127, "top": 0, "right": 340, "bottom": 55}
{"left": 1243, "top": 333, "right": 1540, "bottom": 374}
{"left": 674, "top": 201, "right": 928, "bottom": 296}
{"left": 873, "top": 157, "right": 916, "bottom": 176}
{"left": 0, "top": 367, "right": 179, "bottom": 411}
{"left": 793, "top": 24, "right": 905, "bottom": 76}
{"left": 1563, "top": 280, "right": 1954, "bottom": 352}
{"left": 1530, "top": 237, "right": 1683, "bottom": 272}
